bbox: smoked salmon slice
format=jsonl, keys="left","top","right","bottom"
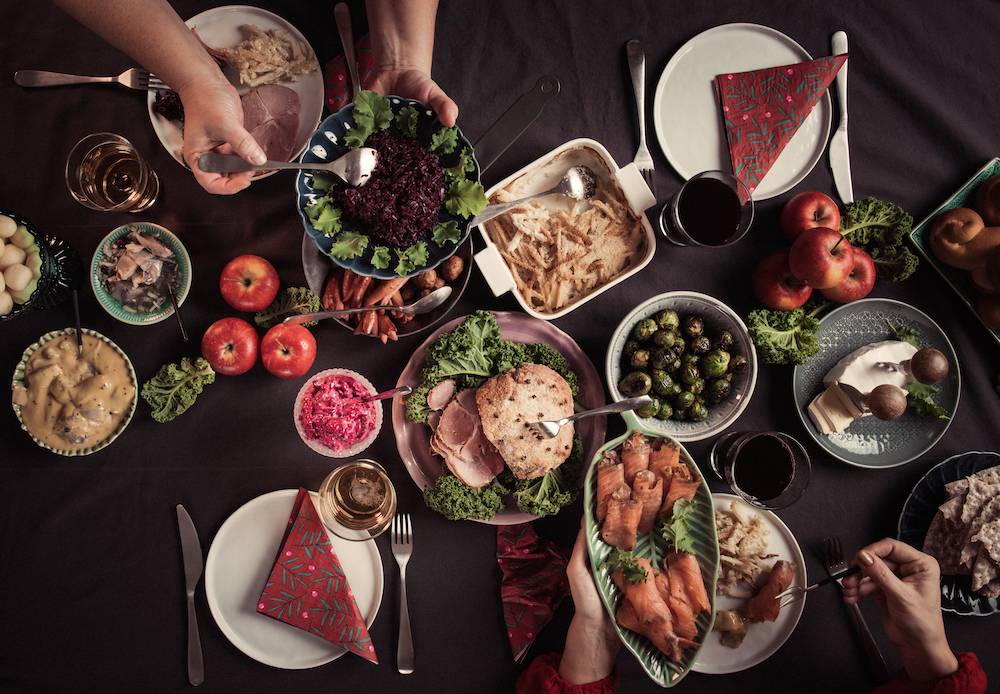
{"left": 742, "top": 560, "right": 795, "bottom": 623}
{"left": 621, "top": 431, "right": 651, "bottom": 486}
{"left": 596, "top": 451, "right": 625, "bottom": 522}
{"left": 632, "top": 470, "right": 663, "bottom": 534}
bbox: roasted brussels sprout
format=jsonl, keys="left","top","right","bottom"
{"left": 702, "top": 349, "right": 731, "bottom": 378}
{"left": 669, "top": 339, "right": 687, "bottom": 358}
{"left": 619, "top": 371, "right": 652, "bottom": 396}
{"left": 656, "top": 401, "right": 674, "bottom": 420}
{"left": 680, "top": 363, "right": 700, "bottom": 385}
{"left": 688, "top": 377, "right": 705, "bottom": 395}
{"left": 681, "top": 353, "right": 699, "bottom": 367}
{"left": 683, "top": 314, "right": 704, "bottom": 338}
{"left": 674, "top": 390, "right": 695, "bottom": 410}
{"left": 622, "top": 339, "right": 640, "bottom": 361}
{"left": 651, "top": 369, "right": 674, "bottom": 396}
{"left": 630, "top": 349, "right": 651, "bottom": 370}
{"left": 632, "top": 318, "right": 658, "bottom": 341}
{"left": 664, "top": 356, "right": 682, "bottom": 374}
{"left": 650, "top": 348, "right": 673, "bottom": 371}
{"left": 713, "top": 330, "right": 735, "bottom": 351}
{"left": 653, "top": 329, "right": 680, "bottom": 349}
{"left": 691, "top": 335, "right": 712, "bottom": 355}
{"left": 705, "top": 377, "right": 732, "bottom": 403}
{"left": 689, "top": 402, "right": 709, "bottom": 422}
{"left": 654, "top": 309, "right": 680, "bottom": 331}
{"left": 669, "top": 382, "right": 684, "bottom": 397}
{"left": 671, "top": 407, "right": 689, "bottom": 421}
{"left": 636, "top": 396, "right": 661, "bottom": 419}
{"left": 729, "top": 354, "right": 749, "bottom": 374}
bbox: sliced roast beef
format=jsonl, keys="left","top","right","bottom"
{"left": 241, "top": 84, "right": 300, "bottom": 162}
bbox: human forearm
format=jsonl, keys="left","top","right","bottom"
{"left": 558, "top": 615, "right": 619, "bottom": 685}
{"left": 366, "top": 0, "right": 438, "bottom": 72}
{"left": 53, "top": 0, "right": 225, "bottom": 95}
{"left": 898, "top": 636, "right": 959, "bottom": 683}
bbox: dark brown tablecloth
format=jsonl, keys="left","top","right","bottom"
{"left": 1, "top": 2, "right": 998, "bottom": 693}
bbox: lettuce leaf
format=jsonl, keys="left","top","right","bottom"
{"left": 431, "top": 220, "right": 461, "bottom": 246}
{"left": 306, "top": 197, "right": 343, "bottom": 236}
{"left": 371, "top": 246, "right": 391, "bottom": 269}
{"left": 344, "top": 90, "right": 393, "bottom": 148}
{"left": 395, "top": 241, "right": 429, "bottom": 275}
{"left": 396, "top": 106, "right": 419, "bottom": 138}
{"left": 445, "top": 179, "right": 488, "bottom": 218}
{"left": 328, "top": 231, "right": 369, "bottom": 260}
{"left": 430, "top": 126, "right": 458, "bottom": 155}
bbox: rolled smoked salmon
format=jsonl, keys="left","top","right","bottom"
{"left": 601, "top": 485, "right": 642, "bottom": 550}
{"left": 596, "top": 451, "right": 625, "bottom": 522}
{"left": 742, "top": 560, "right": 795, "bottom": 623}
{"left": 662, "top": 561, "right": 698, "bottom": 641}
{"left": 621, "top": 431, "right": 651, "bottom": 486}
{"left": 632, "top": 470, "right": 663, "bottom": 534}
{"left": 648, "top": 439, "right": 683, "bottom": 480}
{"left": 661, "top": 472, "right": 701, "bottom": 517}
{"left": 615, "top": 559, "right": 687, "bottom": 662}
{"left": 665, "top": 552, "right": 710, "bottom": 614}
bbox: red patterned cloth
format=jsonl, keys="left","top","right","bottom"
{"left": 497, "top": 524, "right": 571, "bottom": 662}
{"left": 516, "top": 653, "right": 618, "bottom": 694}
{"left": 874, "top": 652, "right": 987, "bottom": 694}
{"left": 256, "top": 488, "right": 377, "bottom": 664}
{"left": 324, "top": 34, "right": 377, "bottom": 113}
{"left": 714, "top": 54, "right": 847, "bottom": 200}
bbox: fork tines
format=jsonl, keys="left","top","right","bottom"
{"left": 391, "top": 513, "right": 412, "bottom": 548}
{"left": 639, "top": 168, "right": 656, "bottom": 199}
{"left": 136, "top": 69, "right": 171, "bottom": 91}
{"left": 822, "top": 536, "right": 848, "bottom": 572}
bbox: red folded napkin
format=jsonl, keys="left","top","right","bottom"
{"left": 256, "top": 488, "right": 377, "bottom": 664}
{"left": 324, "top": 34, "right": 376, "bottom": 113}
{"left": 497, "top": 524, "right": 570, "bottom": 662}
{"left": 715, "top": 54, "right": 847, "bottom": 200}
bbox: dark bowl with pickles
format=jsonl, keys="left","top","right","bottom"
{"left": 605, "top": 291, "right": 758, "bottom": 442}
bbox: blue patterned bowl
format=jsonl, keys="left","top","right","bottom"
{"left": 898, "top": 451, "right": 1000, "bottom": 616}
{"left": 295, "top": 96, "right": 479, "bottom": 279}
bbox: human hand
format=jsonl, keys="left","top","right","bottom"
{"left": 841, "top": 538, "right": 958, "bottom": 682}
{"left": 368, "top": 66, "right": 458, "bottom": 127}
{"left": 179, "top": 78, "right": 267, "bottom": 195}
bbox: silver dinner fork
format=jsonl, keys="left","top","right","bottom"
{"left": 822, "top": 536, "right": 891, "bottom": 682}
{"left": 625, "top": 40, "right": 655, "bottom": 198}
{"left": 391, "top": 513, "right": 414, "bottom": 675}
{"left": 776, "top": 563, "right": 861, "bottom": 608}
{"left": 14, "top": 68, "right": 171, "bottom": 91}
{"left": 528, "top": 396, "right": 653, "bottom": 439}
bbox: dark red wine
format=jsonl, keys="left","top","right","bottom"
{"left": 731, "top": 433, "right": 794, "bottom": 501}
{"left": 677, "top": 177, "right": 742, "bottom": 245}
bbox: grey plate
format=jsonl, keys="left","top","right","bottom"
{"left": 909, "top": 158, "right": 1000, "bottom": 346}
{"left": 792, "top": 298, "right": 960, "bottom": 469}
{"left": 897, "top": 451, "right": 1000, "bottom": 616}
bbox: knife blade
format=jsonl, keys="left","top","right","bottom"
{"left": 829, "top": 31, "right": 853, "bottom": 204}
{"left": 176, "top": 504, "right": 205, "bottom": 686}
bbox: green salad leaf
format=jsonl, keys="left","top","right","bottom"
{"left": 747, "top": 301, "right": 829, "bottom": 365}
{"left": 254, "top": 287, "right": 321, "bottom": 328}
{"left": 431, "top": 220, "right": 461, "bottom": 246}
{"left": 329, "top": 231, "right": 369, "bottom": 260}
{"left": 511, "top": 438, "right": 583, "bottom": 517}
{"left": 345, "top": 90, "right": 393, "bottom": 148}
{"left": 141, "top": 357, "right": 215, "bottom": 423}
{"left": 396, "top": 105, "right": 419, "bottom": 138}
{"left": 658, "top": 498, "right": 698, "bottom": 554}
{"left": 602, "top": 549, "right": 648, "bottom": 584}
{"left": 444, "top": 147, "right": 476, "bottom": 186}
{"left": 445, "top": 178, "right": 488, "bottom": 218}
{"left": 906, "top": 381, "right": 950, "bottom": 419}
{"left": 841, "top": 197, "right": 919, "bottom": 282}
{"left": 310, "top": 172, "right": 336, "bottom": 192}
{"left": 423, "top": 472, "right": 510, "bottom": 521}
{"left": 306, "top": 198, "right": 343, "bottom": 236}
{"left": 395, "top": 241, "right": 429, "bottom": 275}
{"left": 429, "top": 126, "right": 458, "bottom": 155}
{"left": 371, "top": 246, "right": 392, "bottom": 269}
{"left": 887, "top": 320, "right": 921, "bottom": 347}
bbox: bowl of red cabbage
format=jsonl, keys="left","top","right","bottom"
{"left": 296, "top": 92, "right": 487, "bottom": 279}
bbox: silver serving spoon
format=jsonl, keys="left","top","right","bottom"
{"left": 528, "top": 395, "right": 653, "bottom": 439}
{"left": 283, "top": 286, "right": 452, "bottom": 325}
{"left": 197, "top": 147, "right": 379, "bottom": 186}
{"left": 470, "top": 165, "right": 598, "bottom": 226}
{"left": 339, "top": 385, "right": 412, "bottom": 407}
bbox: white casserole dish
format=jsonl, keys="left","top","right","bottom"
{"left": 474, "top": 138, "right": 657, "bottom": 320}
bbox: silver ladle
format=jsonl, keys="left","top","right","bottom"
{"left": 283, "top": 286, "right": 452, "bottom": 325}
{"left": 470, "top": 165, "right": 598, "bottom": 226}
{"left": 198, "top": 147, "right": 379, "bottom": 187}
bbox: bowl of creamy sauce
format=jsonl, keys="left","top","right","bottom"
{"left": 11, "top": 329, "right": 137, "bottom": 455}
{"left": 293, "top": 368, "right": 382, "bottom": 458}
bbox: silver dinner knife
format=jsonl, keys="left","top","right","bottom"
{"left": 829, "top": 31, "right": 853, "bottom": 203}
{"left": 176, "top": 504, "right": 205, "bottom": 687}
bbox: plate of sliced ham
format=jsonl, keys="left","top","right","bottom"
{"left": 146, "top": 5, "right": 323, "bottom": 176}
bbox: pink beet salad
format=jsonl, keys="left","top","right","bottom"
{"left": 297, "top": 373, "right": 378, "bottom": 452}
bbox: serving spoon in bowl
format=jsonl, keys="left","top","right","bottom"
{"left": 528, "top": 396, "right": 654, "bottom": 439}
{"left": 284, "top": 285, "right": 453, "bottom": 325}
{"left": 470, "top": 165, "right": 598, "bottom": 226}
{"left": 198, "top": 147, "right": 379, "bottom": 187}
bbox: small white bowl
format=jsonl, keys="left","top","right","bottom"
{"left": 606, "top": 291, "right": 758, "bottom": 442}
{"left": 293, "top": 368, "right": 383, "bottom": 458}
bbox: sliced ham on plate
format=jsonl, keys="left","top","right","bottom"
{"left": 430, "top": 388, "right": 505, "bottom": 488}
{"left": 427, "top": 379, "right": 456, "bottom": 411}
{"left": 241, "top": 84, "right": 301, "bottom": 162}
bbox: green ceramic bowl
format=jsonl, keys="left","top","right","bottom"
{"left": 583, "top": 421, "right": 719, "bottom": 687}
{"left": 91, "top": 222, "right": 191, "bottom": 325}
{"left": 11, "top": 328, "right": 138, "bottom": 456}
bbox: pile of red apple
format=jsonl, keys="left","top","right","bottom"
{"left": 201, "top": 255, "right": 317, "bottom": 379}
{"left": 752, "top": 191, "right": 876, "bottom": 310}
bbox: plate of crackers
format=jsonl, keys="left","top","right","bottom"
{"left": 898, "top": 451, "right": 1000, "bottom": 616}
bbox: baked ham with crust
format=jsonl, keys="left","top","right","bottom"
{"left": 430, "top": 388, "right": 505, "bottom": 488}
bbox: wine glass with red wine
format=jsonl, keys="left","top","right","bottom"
{"left": 658, "top": 170, "right": 753, "bottom": 247}
{"left": 708, "top": 431, "right": 811, "bottom": 510}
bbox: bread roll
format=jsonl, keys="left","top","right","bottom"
{"left": 929, "top": 208, "right": 1000, "bottom": 270}
{"left": 975, "top": 174, "right": 1000, "bottom": 225}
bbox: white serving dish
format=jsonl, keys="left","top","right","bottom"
{"left": 474, "top": 138, "right": 657, "bottom": 320}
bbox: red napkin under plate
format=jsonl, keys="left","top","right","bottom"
{"left": 257, "top": 488, "right": 377, "bottom": 664}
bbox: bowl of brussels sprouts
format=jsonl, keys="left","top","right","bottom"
{"left": 606, "top": 291, "right": 757, "bottom": 441}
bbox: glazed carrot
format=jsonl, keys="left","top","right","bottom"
{"left": 601, "top": 485, "right": 642, "bottom": 551}
{"left": 321, "top": 275, "right": 343, "bottom": 311}
{"left": 665, "top": 552, "right": 710, "bottom": 614}
{"left": 632, "top": 470, "right": 663, "bottom": 534}
{"left": 341, "top": 268, "right": 354, "bottom": 299}
{"left": 662, "top": 562, "right": 698, "bottom": 641}
{"left": 648, "top": 439, "right": 682, "bottom": 481}
{"left": 596, "top": 451, "right": 624, "bottom": 522}
{"left": 621, "top": 431, "right": 651, "bottom": 486}
{"left": 377, "top": 314, "right": 397, "bottom": 343}
{"left": 661, "top": 472, "right": 701, "bottom": 517}
{"left": 350, "top": 276, "right": 373, "bottom": 307}
{"left": 389, "top": 291, "right": 404, "bottom": 306}
{"left": 365, "top": 277, "right": 408, "bottom": 306}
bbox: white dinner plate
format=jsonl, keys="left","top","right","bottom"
{"left": 652, "top": 23, "right": 832, "bottom": 200}
{"left": 692, "top": 493, "right": 806, "bottom": 674}
{"left": 146, "top": 5, "right": 324, "bottom": 176}
{"left": 205, "top": 489, "right": 383, "bottom": 669}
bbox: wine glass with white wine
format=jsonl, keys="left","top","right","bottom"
{"left": 65, "top": 132, "right": 159, "bottom": 212}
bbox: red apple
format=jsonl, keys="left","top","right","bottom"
{"left": 219, "top": 255, "right": 279, "bottom": 312}
{"left": 752, "top": 250, "right": 814, "bottom": 310}
{"left": 780, "top": 191, "right": 841, "bottom": 240}
{"left": 821, "top": 247, "right": 877, "bottom": 303}
{"left": 261, "top": 324, "right": 317, "bottom": 379}
{"left": 202, "top": 317, "right": 259, "bottom": 376}
{"left": 788, "top": 227, "right": 854, "bottom": 289}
